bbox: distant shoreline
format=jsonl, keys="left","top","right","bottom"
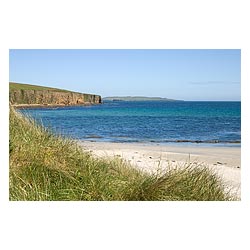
{"left": 103, "top": 96, "right": 183, "bottom": 101}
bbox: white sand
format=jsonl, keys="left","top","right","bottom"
{"left": 78, "top": 141, "right": 241, "bottom": 198}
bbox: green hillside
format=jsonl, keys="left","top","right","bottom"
{"left": 9, "top": 82, "right": 69, "bottom": 92}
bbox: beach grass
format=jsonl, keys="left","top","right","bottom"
{"left": 9, "top": 106, "right": 235, "bottom": 201}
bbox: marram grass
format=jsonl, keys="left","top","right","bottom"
{"left": 9, "top": 107, "right": 235, "bottom": 201}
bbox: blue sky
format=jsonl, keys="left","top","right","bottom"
{"left": 9, "top": 49, "right": 241, "bottom": 101}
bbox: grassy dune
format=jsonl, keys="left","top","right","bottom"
{"left": 9, "top": 107, "right": 234, "bottom": 201}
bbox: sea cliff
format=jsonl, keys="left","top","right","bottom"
{"left": 9, "top": 82, "right": 102, "bottom": 107}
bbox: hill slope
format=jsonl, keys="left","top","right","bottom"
{"left": 9, "top": 82, "right": 102, "bottom": 107}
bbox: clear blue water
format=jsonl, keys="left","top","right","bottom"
{"left": 21, "top": 101, "right": 241, "bottom": 146}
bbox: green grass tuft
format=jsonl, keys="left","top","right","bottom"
{"left": 9, "top": 106, "right": 235, "bottom": 201}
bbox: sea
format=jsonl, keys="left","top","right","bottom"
{"left": 21, "top": 101, "right": 241, "bottom": 147}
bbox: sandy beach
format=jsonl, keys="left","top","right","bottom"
{"left": 78, "top": 141, "right": 241, "bottom": 198}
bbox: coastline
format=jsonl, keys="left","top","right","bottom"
{"left": 78, "top": 141, "right": 241, "bottom": 198}
{"left": 11, "top": 103, "right": 102, "bottom": 109}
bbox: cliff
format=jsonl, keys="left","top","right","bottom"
{"left": 9, "top": 82, "right": 102, "bottom": 107}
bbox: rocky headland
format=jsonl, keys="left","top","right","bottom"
{"left": 9, "top": 82, "right": 102, "bottom": 108}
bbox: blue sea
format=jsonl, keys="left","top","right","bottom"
{"left": 21, "top": 101, "right": 241, "bottom": 147}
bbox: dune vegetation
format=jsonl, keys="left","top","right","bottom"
{"left": 9, "top": 107, "right": 235, "bottom": 201}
